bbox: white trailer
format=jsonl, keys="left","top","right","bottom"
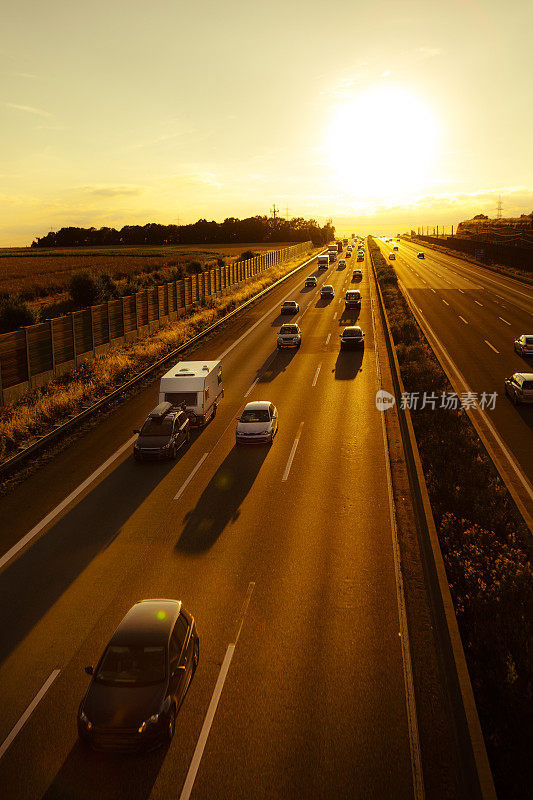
{"left": 158, "top": 360, "right": 223, "bottom": 426}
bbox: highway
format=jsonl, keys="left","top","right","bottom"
{"left": 376, "top": 237, "right": 533, "bottom": 529}
{"left": 0, "top": 244, "right": 463, "bottom": 799}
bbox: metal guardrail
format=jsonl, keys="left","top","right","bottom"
{"left": 0, "top": 248, "right": 323, "bottom": 479}
{"left": 368, "top": 240, "right": 497, "bottom": 800}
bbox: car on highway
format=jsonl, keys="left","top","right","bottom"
{"left": 281, "top": 300, "right": 299, "bottom": 314}
{"left": 320, "top": 284, "right": 335, "bottom": 299}
{"left": 393, "top": 245, "right": 399, "bottom": 251}
{"left": 352, "top": 269, "right": 363, "bottom": 281}
{"left": 133, "top": 403, "right": 190, "bottom": 462}
{"left": 338, "top": 259, "right": 346, "bottom": 268}
{"left": 357, "top": 254, "right": 364, "bottom": 262}
{"left": 345, "top": 251, "right": 351, "bottom": 258}
{"left": 340, "top": 326, "right": 365, "bottom": 350}
{"left": 417, "top": 252, "right": 425, "bottom": 259}
{"left": 388, "top": 252, "right": 396, "bottom": 260}
{"left": 304, "top": 276, "right": 317, "bottom": 287}
{"left": 236, "top": 401, "right": 278, "bottom": 445}
{"left": 78, "top": 599, "right": 199, "bottom": 752}
{"left": 277, "top": 323, "right": 301, "bottom": 349}
{"left": 504, "top": 373, "right": 533, "bottom": 404}
{"left": 317, "top": 255, "right": 329, "bottom": 270}
{"left": 345, "top": 289, "right": 361, "bottom": 309}
{"left": 513, "top": 335, "right": 533, "bottom": 357}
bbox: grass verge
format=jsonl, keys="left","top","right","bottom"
{"left": 0, "top": 247, "right": 318, "bottom": 464}
{"left": 369, "top": 236, "right": 532, "bottom": 800}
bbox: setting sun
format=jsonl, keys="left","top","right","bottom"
{"left": 324, "top": 85, "right": 441, "bottom": 199}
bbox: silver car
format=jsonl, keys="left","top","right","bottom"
{"left": 505, "top": 373, "right": 533, "bottom": 404}
{"left": 236, "top": 401, "right": 278, "bottom": 445}
{"left": 514, "top": 335, "right": 533, "bottom": 357}
{"left": 277, "top": 324, "right": 301, "bottom": 349}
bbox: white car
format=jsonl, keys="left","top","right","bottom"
{"left": 505, "top": 373, "right": 533, "bottom": 404}
{"left": 514, "top": 335, "right": 533, "bottom": 357}
{"left": 236, "top": 401, "right": 278, "bottom": 445}
{"left": 277, "top": 323, "right": 301, "bottom": 349}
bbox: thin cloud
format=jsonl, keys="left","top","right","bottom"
{"left": 83, "top": 186, "right": 144, "bottom": 198}
{"left": 415, "top": 47, "right": 442, "bottom": 60}
{"left": 4, "top": 102, "right": 53, "bottom": 117}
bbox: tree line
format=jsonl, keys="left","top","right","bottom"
{"left": 31, "top": 216, "right": 335, "bottom": 249}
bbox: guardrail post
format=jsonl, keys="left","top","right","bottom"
{"left": 49, "top": 319, "right": 56, "bottom": 372}
{"left": 24, "top": 327, "right": 32, "bottom": 387}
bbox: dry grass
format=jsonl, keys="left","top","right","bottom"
{"left": 0, "top": 247, "right": 316, "bottom": 459}
{"left": 0, "top": 243, "right": 289, "bottom": 297}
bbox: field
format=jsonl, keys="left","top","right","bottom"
{"left": 0, "top": 243, "right": 288, "bottom": 297}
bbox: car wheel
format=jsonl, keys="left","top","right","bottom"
{"left": 186, "top": 429, "right": 191, "bottom": 444}
{"left": 167, "top": 707, "right": 176, "bottom": 743}
{"left": 193, "top": 639, "right": 199, "bottom": 674}
{"left": 211, "top": 404, "right": 217, "bottom": 420}
{"left": 269, "top": 432, "right": 274, "bottom": 445}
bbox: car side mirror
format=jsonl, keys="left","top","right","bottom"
{"left": 236, "top": 417, "right": 241, "bottom": 421}
{"left": 133, "top": 429, "right": 140, "bottom": 434}
{"left": 172, "top": 665, "right": 186, "bottom": 677}
{"left": 85, "top": 665, "right": 94, "bottom": 676}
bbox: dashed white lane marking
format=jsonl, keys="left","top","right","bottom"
{"left": 0, "top": 435, "right": 137, "bottom": 573}
{"left": 499, "top": 317, "right": 511, "bottom": 326}
{"left": 442, "top": 299, "right": 449, "bottom": 306}
{"left": 282, "top": 422, "right": 304, "bottom": 482}
{"left": 474, "top": 300, "right": 483, "bottom": 306}
{"left": 173, "top": 453, "right": 209, "bottom": 501}
{"left": 312, "top": 363, "right": 322, "bottom": 387}
{"left": 325, "top": 333, "right": 331, "bottom": 345}
{"left": 333, "top": 312, "right": 338, "bottom": 320}
{"left": 244, "top": 378, "right": 259, "bottom": 398}
{"left": 485, "top": 340, "right": 500, "bottom": 354}
{"left": 430, "top": 288, "right": 436, "bottom": 293}
{"left": 459, "top": 316, "right": 469, "bottom": 324}
{"left": 457, "top": 288, "right": 465, "bottom": 294}
{"left": 179, "top": 583, "right": 255, "bottom": 800}
{"left": 0, "top": 670, "right": 61, "bottom": 760}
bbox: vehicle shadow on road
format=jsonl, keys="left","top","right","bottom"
{"left": 339, "top": 308, "right": 361, "bottom": 325}
{"left": 315, "top": 297, "right": 332, "bottom": 308}
{"left": 0, "top": 454, "right": 182, "bottom": 670}
{"left": 176, "top": 446, "right": 268, "bottom": 553}
{"left": 256, "top": 348, "right": 297, "bottom": 383}
{"left": 334, "top": 350, "right": 364, "bottom": 380}
{"left": 270, "top": 313, "right": 298, "bottom": 328}
{"left": 41, "top": 739, "right": 167, "bottom": 800}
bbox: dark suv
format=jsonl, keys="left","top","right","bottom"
{"left": 78, "top": 599, "right": 199, "bottom": 752}
{"left": 133, "top": 402, "right": 190, "bottom": 462}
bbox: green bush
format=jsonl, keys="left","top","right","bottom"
{"left": 0, "top": 297, "right": 36, "bottom": 333}
{"left": 236, "top": 250, "right": 256, "bottom": 262}
{"left": 68, "top": 271, "right": 101, "bottom": 307}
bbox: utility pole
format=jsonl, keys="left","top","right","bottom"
{"left": 437, "top": 225, "right": 439, "bottom": 238}
{"left": 270, "top": 204, "right": 279, "bottom": 220}
{"left": 496, "top": 193, "right": 503, "bottom": 219}
{"left": 451, "top": 224, "right": 454, "bottom": 236}
{"left": 284, "top": 204, "right": 290, "bottom": 220}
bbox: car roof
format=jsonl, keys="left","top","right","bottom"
{"left": 282, "top": 300, "right": 297, "bottom": 304}
{"left": 343, "top": 326, "right": 362, "bottom": 333}
{"left": 244, "top": 400, "right": 272, "bottom": 410}
{"left": 109, "top": 600, "right": 181, "bottom": 647}
{"left": 513, "top": 373, "right": 533, "bottom": 380}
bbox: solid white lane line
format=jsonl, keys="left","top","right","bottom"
{"left": 0, "top": 436, "right": 137, "bottom": 573}
{"left": 368, "top": 269, "right": 425, "bottom": 799}
{"left": 485, "top": 340, "right": 500, "bottom": 354}
{"left": 325, "top": 333, "right": 331, "bottom": 345}
{"left": 0, "top": 670, "right": 60, "bottom": 760}
{"left": 312, "top": 363, "right": 322, "bottom": 387}
{"left": 442, "top": 299, "right": 449, "bottom": 306}
{"left": 282, "top": 422, "right": 304, "bottom": 482}
{"left": 333, "top": 312, "right": 338, "bottom": 320}
{"left": 474, "top": 300, "right": 483, "bottom": 306}
{"left": 244, "top": 378, "right": 259, "bottom": 398}
{"left": 499, "top": 317, "right": 511, "bottom": 326}
{"left": 179, "top": 584, "right": 255, "bottom": 800}
{"left": 459, "top": 316, "right": 468, "bottom": 324}
{"left": 173, "top": 453, "right": 209, "bottom": 501}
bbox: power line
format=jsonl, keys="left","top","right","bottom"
{"left": 270, "top": 204, "right": 279, "bottom": 220}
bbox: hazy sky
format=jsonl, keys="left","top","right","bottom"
{"left": 1, "top": 0, "right": 532, "bottom": 245}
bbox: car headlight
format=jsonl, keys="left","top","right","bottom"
{"left": 138, "top": 713, "right": 160, "bottom": 734}
{"left": 80, "top": 711, "right": 92, "bottom": 729}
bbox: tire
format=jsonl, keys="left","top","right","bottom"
{"left": 186, "top": 430, "right": 191, "bottom": 444}
{"left": 193, "top": 640, "right": 199, "bottom": 673}
{"left": 212, "top": 404, "right": 217, "bottom": 420}
{"left": 269, "top": 432, "right": 274, "bottom": 446}
{"left": 167, "top": 707, "right": 176, "bottom": 743}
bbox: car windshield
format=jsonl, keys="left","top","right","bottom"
{"left": 283, "top": 302, "right": 296, "bottom": 308}
{"left": 523, "top": 381, "right": 533, "bottom": 390}
{"left": 343, "top": 330, "right": 358, "bottom": 337}
{"left": 280, "top": 326, "right": 297, "bottom": 334}
{"left": 95, "top": 645, "right": 166, "bottom": 686}
{"left": 240, "top": 409, "right": 270, "bottom": 423}
{"left": 140, "top": 418, "right": 173, "bottom": 436}
{"left": 524, "top": 337, "right": 533, "bottom": 345}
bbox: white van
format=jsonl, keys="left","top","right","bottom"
{"left": 159, "top": 360, "right": 223, "bottom": 426}
{"left": 317, "top": 255, "right": 329, "bottom": 269}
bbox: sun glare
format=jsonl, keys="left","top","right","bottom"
{"left": 324, "top": 85, "right": 441, "bottom": 200}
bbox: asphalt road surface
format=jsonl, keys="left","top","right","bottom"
{"left": 0, "top": 245, "right": 439, "bottom": 799}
